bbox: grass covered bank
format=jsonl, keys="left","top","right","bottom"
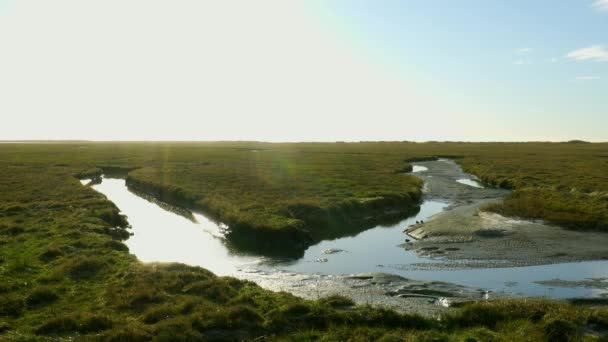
{"left": 118, "top": 141, "right": 608, "bottom": 236}
{"left": 3, "top": 142, "right": 427, "bottom": 257}
{"left": 453, "top": 142, "right": 608, "bottom": 231}
{"left": 1, "top": 153, "right": 608, "bottom": 340}
{"left": 1, "top": 141, "right": 607, "bottom": 252}
{"left": 123, "top": 150, "right": 422, "bottom": 257}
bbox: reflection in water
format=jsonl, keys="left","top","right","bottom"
{"left": 91, "top": 177, "right": 261, "bottom": 275}
{"left": 127, "top": 187, "right": 197, "bottom": 222}
{"left": 268, "top": 201, "right": 448, "bottom": 275}
{"left": 456, "top": 178, "right": 484, "bottom": 188}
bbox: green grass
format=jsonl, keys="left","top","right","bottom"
{"left": 1, "top": 141, "right": 608, "bottom": 340}
{"left": 453, "top": 142, "right": 608, "bottom": 230}
{"left": 122, "top": 145, "right": 423, "bottom": 256}
{"left": 3, "top": 141, "right": 608, "bottom": 239}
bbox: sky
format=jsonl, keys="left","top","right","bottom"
{"left": 0, "top": 0, "right": 606, "bottom": 142}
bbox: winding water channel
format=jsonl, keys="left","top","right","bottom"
{"left": 85, "top": 161, "right": 608, "bottom": 302}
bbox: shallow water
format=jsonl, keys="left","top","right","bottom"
{"left": 263, "top": 200, "right": 448, "bottom": 274}
{"left": 261, "top": 203, "right": 608, "bottom": 298}
{"left": 87, "top": 172, "right": 608, "bottom": 299}
{"left": 91, "top": 177, "right": 262, "bottom": 275}
{"left": 400, "top": 261, "right": 608, "bottom": 298}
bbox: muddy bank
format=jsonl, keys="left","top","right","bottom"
{"left": 410, "top": 159, "right": 508, "bottom": 206}
{"left": 239, "top": 271, "right": 494, "bottom": 317}
{"left": 403, "top": 160, "right": 608, "bottom": 268}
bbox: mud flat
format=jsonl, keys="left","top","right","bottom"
{"left": 239, "top": 271, "right": 494, "bottom": 317}
{"left": 404, "top": 159, "right": 608, "bottom": 268}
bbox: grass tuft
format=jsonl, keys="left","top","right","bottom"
{"left": 0, "top": 295, "right": 24, "bottom": 317}
{"left": 61, "top": 255, "right": 106, "bottom": 279}
{"left": 39, "top": 244, "right": 64, "bottom": 261}
{"left": 26, "top": 287, "right": 58, "bottom": 308}
{"left": 35, "top": 313, "right": 112, "bottom": 335}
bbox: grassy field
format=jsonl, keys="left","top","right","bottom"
{"left": 1, "top": 141, "right": 608, "bottom": 340}
{"left": 1, "top": 142, "right": 428, "bottom": 256}
{"left": 4, "top": 141, "right": 607, "bottom": 249}
{"left": 123, "top": 145, "right": 424, "bottom": 256}
{"left": 457, "top": 143, "right": 608, "bottom": 230}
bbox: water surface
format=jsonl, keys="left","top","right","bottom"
{"left": 92, "top": 177, "right": 262, "bottom": 275}
{"left": 265, "top": 200, "right": 448, "bottom": 274}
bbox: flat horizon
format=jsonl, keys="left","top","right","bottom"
{"left": 1, "top": 139, "right": 606, "bottom": 143}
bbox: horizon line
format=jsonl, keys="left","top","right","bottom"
{"left": 1, "top": 139, "right": 606, "bottom": 144}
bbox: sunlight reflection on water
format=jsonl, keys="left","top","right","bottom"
{"left": 91, "top": 177, "right": 261, "bottom": 275}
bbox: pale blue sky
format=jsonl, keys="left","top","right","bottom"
{"left": 0, "top": 1, "right": 606, "bottom": 141}
{"left": 306, "top": 0, "right": 608, "bottom": 141}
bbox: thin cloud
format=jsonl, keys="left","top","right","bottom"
{"left": 514, "top": 60, "right": 531, "bottom": 65}
{"left": 593, "top": 0, "right": 608, "bottom": 11}
{"left": 517, "top": 48, "right": 532, "bottom": 54}
{"left": 576, "top": 76, "right": 600, "bottom": 81}
{"left": 566, "top": 45, "right": 608, "bottom": 62}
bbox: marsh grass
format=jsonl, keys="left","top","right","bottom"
{"left": 34, "top": 312, "right": 113, "bottom": 335}
{"left": 25, "top": 287, "right": 58, "bottom": 308}
{"left": 1, "top": 141, "right": 608, "bottom": 340}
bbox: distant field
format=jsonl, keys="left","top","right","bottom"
{"left": 1, "top": 141, "right": 608, "bottom": 339}
{"left": 1, "top": 142, "right": 426, "bottom": 255}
